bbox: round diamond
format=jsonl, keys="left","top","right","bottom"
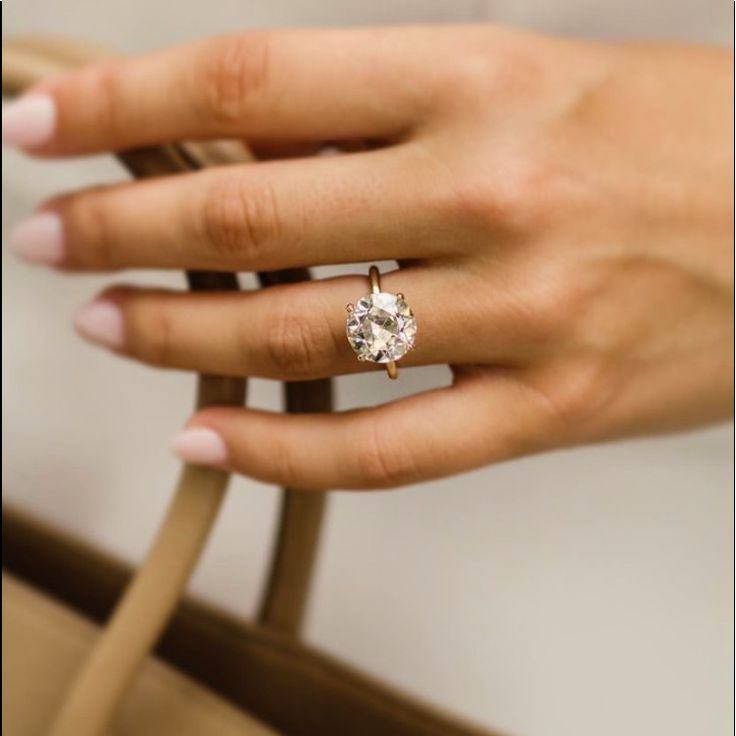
{"left": 346, "top": 292, "right": 417, "bottom": 363}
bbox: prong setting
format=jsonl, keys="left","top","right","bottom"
{"left": 345, "top": 265, "right": 417, "bottom": 379}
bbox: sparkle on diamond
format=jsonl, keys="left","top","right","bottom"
{"left": 346, "top": 291, "right": 417, "bottom": 363}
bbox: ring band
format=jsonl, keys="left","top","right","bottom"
{"left": 368, "top": 264, "right": 382, "bottom": 295}
{"left": 369, "top": 266, "right": 399, "bottom": 379}
{"left": 345, "top": 265, "right": 417, "bottom": 380}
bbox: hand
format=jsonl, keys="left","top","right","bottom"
{"left": 5, "top": 26, "right": 732, "bottom": 489}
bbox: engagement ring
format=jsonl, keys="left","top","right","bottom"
{"left": 345, "top": 265, "right": 417, "bottom": 379}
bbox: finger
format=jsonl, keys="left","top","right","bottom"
{"left": 73, "top": 268, "right": 529, "bottom": 380}
{"left": 6, "top": 29, "right": 432, "bottom": 155}
{"left": 169, "top": 370, "right": 549, "bottom": 490}
{"left": 17, "top": 149, "right": 449, "bottom": 272}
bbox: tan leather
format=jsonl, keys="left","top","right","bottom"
{"left": 2, "top": 575, "right": 276, "bottom": 736}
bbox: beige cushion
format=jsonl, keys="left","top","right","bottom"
{"left": 2, "top": 574, "right": 275, "bottom": 736}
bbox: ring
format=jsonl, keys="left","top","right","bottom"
{"left": 345, "top": 265, "right": 417, "bottom": 379}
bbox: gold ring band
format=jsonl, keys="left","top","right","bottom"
{"left": 368, "top": 266, "right": 399, "bottom": 379}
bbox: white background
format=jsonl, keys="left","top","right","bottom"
{"left": 2, "top": 2, "right": 733, "bottom": 735}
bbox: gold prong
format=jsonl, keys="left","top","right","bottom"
{"left": 346, "top": 304, "right": 354, "bottom": 312}
{"left": 357, "top": 354, "right": 366, "bottom": 361}
{"left": 386, "top": 361, "right": 398, "bottom": 379}
{"left": 396, "top": 292, "right": 405, "bottom": 300}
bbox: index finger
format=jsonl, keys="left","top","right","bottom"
{"left": 2, "top": 28, "right": 432, "bottom": 155}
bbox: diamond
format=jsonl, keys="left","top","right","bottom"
{"left": 346, "top": 291, "right": 417, "bottom": 363}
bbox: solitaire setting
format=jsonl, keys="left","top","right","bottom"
{"left": 346, "top": 265, "right": 417, "bottom": 379}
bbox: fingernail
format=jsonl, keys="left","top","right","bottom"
{"left": 9, "top": 212, "right": 65, "bottom": 265}
{"left": 171, "top": 427, "right": 228, "bottom": 466}
{"left": 2, "top": 94, "right": 57, "bottom": 148}
{"left": 74, "top": 300, "right": 125, "bottom": 349}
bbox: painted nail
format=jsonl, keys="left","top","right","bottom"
{"left": 170, "top": 427, "right": 228, "bottom": 466}
{"left": 74, "top": 300, "right": 125, "bottom": 349}
{"left": 9, "top": 212, "right": 65, "bottom": 265}
{"left": 2, "top": 94, "right": 57, "bottom": 148}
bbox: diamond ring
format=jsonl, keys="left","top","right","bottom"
{"left": 345, "top": 265, "right": 417, "bottom": 379}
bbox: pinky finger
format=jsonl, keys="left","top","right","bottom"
{"left": 170, "top": 370, "right": 550, "bottom": 491}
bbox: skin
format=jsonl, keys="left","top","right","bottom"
{"left": 9, "top": 26, "right": 734, "bottom": 489}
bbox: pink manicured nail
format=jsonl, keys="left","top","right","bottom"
{"left": 9, "top": 212, "right": 65, "bottom": 265}
{"left": 74, "top": 301, "right": 125, "bottom": 349}
{"left": 2, "top": 94, "right": 57, "bottom": 148}
{"left": 171, "top": 427, "right": 228, "bottom": 466}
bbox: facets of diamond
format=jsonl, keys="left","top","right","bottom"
{"left": 346, "top": 291, "right": 417, "bottom": 363}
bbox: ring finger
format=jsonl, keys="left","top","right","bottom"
{"left": 73, "top": 269, "right": 529, "bottom": 380}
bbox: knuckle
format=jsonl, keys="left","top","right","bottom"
{"left": 64, "top": 189, "right": 119, "bottom": 269}
{"left": 532, "top": 359, "right": 613, "bottom": 440}
{"left": 518, "top": 275, "right": 570, "bottom": 342}
{"left": 501, "top": 156, "right": 559, "bottom": 230}
{"left": 457, "top": 35, "right": 549, "bottom": 97}
{"left": 441, "top": 153, "right": 559, "bottom": 236}
{"left": 264, "top": 301, "right": 330, "bottom": 378}
{"left": 443, "top": 175, "right": 505, "bottom": 232}
{"left": 485, "top": 44, "right": 544, "bottom": 96}
{"left": 200, "top": 175, "right": 281, "bottom": 262}
{"left": 442, "top": 36, "right": 543, "bottom": 105}
{"left": 563, "top": 368, "right": 608, "bottom": 426}
{"left": 528, "top": 260, "right": 604, "bottom": 340}
{"left": 128, "top": 297, "right": 176, "bottom": 368}
{"left": 273, "top": 441, "right": 303, "bottom": 488}
{"left": 356, "top": 422, "right": 420, "bottom": 489}
{"left": 445, "top": 54, "right": 498, "bottom": 104}
{"left": 85, "top": 60, "right": 127, "bottom": 138}
{"left": 198, "top": 34, "right": 273, "bottom": 124}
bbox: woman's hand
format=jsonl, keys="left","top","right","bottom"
{"left": 5, "top": 26, "right": 732, "bottom": 489}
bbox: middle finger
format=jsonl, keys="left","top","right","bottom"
{"left": 13, "top": 148, "right": 453, "bottom": 272}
